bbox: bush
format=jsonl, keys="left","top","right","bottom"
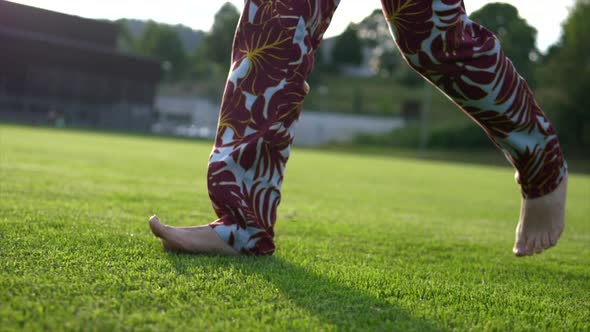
{"left": 354, "top": 122, "right": 496, "bottom": 150}
{"left": 427, "top": 124, "right": 495, "bottom": 149}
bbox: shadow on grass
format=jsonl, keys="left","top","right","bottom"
{"left": 166, "top": 254, "right": 439, "bottom": 331}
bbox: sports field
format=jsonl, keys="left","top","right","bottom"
{"left": 1, "top": 125, "right": 589, "bottom": 331}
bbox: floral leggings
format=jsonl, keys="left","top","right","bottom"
{"left": 207, "top": 0, "right": 567, "bottom": 255}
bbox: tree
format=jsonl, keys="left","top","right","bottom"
{"left": 115, "top": 19, "right": 135, "bottom": 53}
{"left": 356, "top": 9, "right": 402, "bottom": 77}
{"left": 332, "top": 24, "right": 363, "bottom": 67}
{"left": 203, "top": 2, "right": 240, "bottom": 66}
{"left": 372, "top": 48, "right": 400, "bottom": 77}
{"left": 136, "top": 21, "right": 187, "bottom": 81}
{"left": 357, "top": 9, "right": 392, "bottom": 49}
{"left": 470, "top": 3, "right": 538, "bottom": 85}
{"left": 539, "top": 0, "right": 590, "bottom": 147}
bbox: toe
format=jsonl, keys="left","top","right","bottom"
{"left": 541, "top": 232, "right": 551, "bottom": 249}
{"left": 532, "top": 236, "right": 543, "bottom": 254}
{"left": 513, "top": 223, "right": 536, "bottom": 257}
{"left": 149, "top": 215, "right": 166, "bottom": 238}
{"left": 513, "top": 236, "right": 529, "bottom": 257}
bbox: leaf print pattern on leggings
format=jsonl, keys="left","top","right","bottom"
{"left": 207, "top": 0, "right": 340, "bottom": 255}
{"left": 381, "top": 0, "right": 566, "bottom": 198}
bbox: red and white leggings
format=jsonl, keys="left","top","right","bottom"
{"left": 206, "top": 0, "right": 567, "bottom": 255}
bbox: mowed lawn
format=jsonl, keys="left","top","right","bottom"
{"left": 1, "top": 125, "right": 589, "bottom": 331}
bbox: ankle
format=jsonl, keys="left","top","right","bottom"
{"left": 518, "top": 161, "right": 567, "bottom": 199}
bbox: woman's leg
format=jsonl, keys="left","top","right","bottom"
{"left": 380, "top": 0, "right": 567, "bottom": 256}
{"left": 151, "top": 1, "right": 339, "bottom": 255}
{"left": 151, "top": 1, "right": 340, "bottom": 255}
{"left": 150, "top": 0, "right": 336, "bottom": 256}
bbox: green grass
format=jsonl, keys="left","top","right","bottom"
{"left": 1, "top": 125, "right": 589, "bottom": 331}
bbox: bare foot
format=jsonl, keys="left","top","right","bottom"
{"left": 513, "top": 174, "right": 567, "bottom": 256}
{"left": 149, "top": 215, "right": 238, "bottom": 255}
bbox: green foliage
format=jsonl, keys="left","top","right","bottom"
{"left": 186, "top": 44, "right": 227, "bottom": 84}
{"left": 394, "top": 64, "right": 423, "bottom": 88}
{"left": 115, "top": 19, "right": 135, "bottom": 53}
{"left": 114, "top": 4, "right": 239, "bottom": 83}
{"left": 538, "top": 0, "right": 590, "bottom": 147}
{"left": 182, "top": 1, "right": 240, "bottom": 87}
{"left": 1, "top": 125, "right": 590, "bottom": 331}
{"left": 304, "top": 74, "right": 458, "bottom": 116}
{"left": 355, "top": 9, "right": 403, "bottom": 78}
{"left": 470, "top": 3, "right": 538, "bottom": 85}
{"left": 135, "top": 21, "right": 188, "bottom": 81}
{"left": 203, "top": 2, "right": 240, "bottom": 66}
{"left": 355, "top": 122, "right": 495, "bottom": 150}
{"left": 375, "top": 48, "right": 401, "bottom": 78}
{"left": 357, "top": 9, "right": 391, "bottom": 49}
{"left": 427, "top": 123, "right": 496, "bottom": 149}
{"left": 332, "top": 24, "right": 363, "bottom": 66}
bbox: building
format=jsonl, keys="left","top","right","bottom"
{"left": 0, "top": 0, "right": 162, "bottom": 131}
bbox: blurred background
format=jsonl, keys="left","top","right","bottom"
{"left": 0, "top": 0, "right": 588, "bottom": 164}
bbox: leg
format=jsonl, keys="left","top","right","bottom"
{"left": 150, "top": 0, "right": 340, "bottom": 255}
{"left": 380, "top": 0, "right": 567, "bottom": 256}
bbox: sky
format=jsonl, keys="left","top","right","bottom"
{"left": 10, "top": 0, "right": 575, "bottom": 52}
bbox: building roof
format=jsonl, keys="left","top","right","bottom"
{"left": 0, "top": 0, "right": 161, "bottom": 82}
{"left": 0, "top": 0, "right": 118, "bottom": 49}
